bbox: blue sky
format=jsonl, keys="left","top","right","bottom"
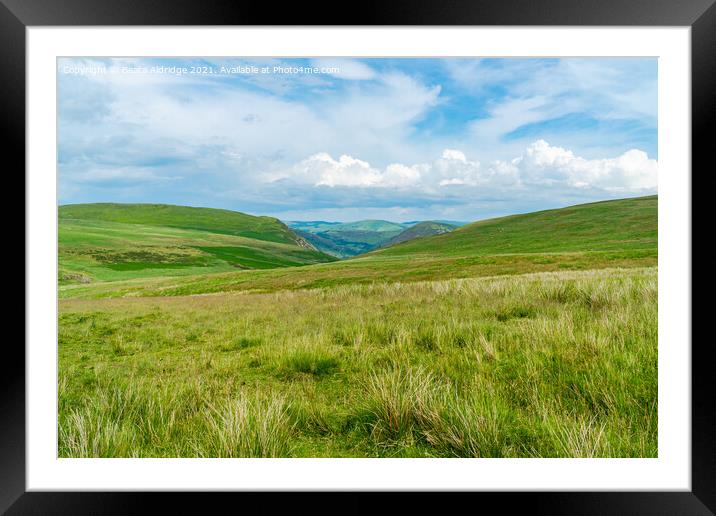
{"left": 58, "top": 57, "right": 657, "bottom": 222}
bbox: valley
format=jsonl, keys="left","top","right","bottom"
{"left": 58, "top": 195, "right": 658, "bottom": 458}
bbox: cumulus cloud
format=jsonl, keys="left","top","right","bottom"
{"left": 434, "top": 149, "right": 483, "bottom": 186}
{"left": 295, "top": 153, "right": 383, "bottom": 187}
{"left": 516, "top": 140, "right": 657, "bottom": 191}
{"left": 272, "top": 140, "right": 657, "bottom": 194}
{"left": 383, "top": 163, "right": 424, "bottom": 187}
{"left": 274, "top": 153, "right": 420, "bottom": 188}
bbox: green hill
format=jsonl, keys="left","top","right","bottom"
{"left": 61, "top": 196, "right": 657, "bottom": 298}
{"left": 374, "top": 195, "right": 657, "bottom": 258}
{"left": 60, "top": 203, "right": 306, "bottom": 246}
{"left": 380, "top": 221, "right": 457, "bottom": 248}
{"left": 59, "top": 204, "right": 336, "bottom": 285}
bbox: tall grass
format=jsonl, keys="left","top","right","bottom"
{"left": 58, "top": 378, "right": 295, "bottom": 458}
{"left": 360, "top": 367, "right": 444, "bottom": 444}
{"left": 59, "top": 267, "right": 657, "bottom": 457}
{"left": 202, "top": 395, "right": 293, "bottom": 457}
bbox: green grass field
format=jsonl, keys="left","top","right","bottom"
{"left": 58, "top": 196, "right": 658, "bottom": 457}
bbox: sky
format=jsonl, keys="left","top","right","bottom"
{"left": 58, "top": 57, "right": 657, "bottom": 222}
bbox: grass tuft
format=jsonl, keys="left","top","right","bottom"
{"left": 202, "top": 395, "right": 294, "bottom": 457}
{"left": 276, "top": 341, "right": 341, "bottom": 379}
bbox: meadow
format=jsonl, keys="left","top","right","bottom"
{"left": 58, "top": 196, "right": 658, "bottom": 457}
{"left": 59, "top": 267, "right": 657, "bottom": 457}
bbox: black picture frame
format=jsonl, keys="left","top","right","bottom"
{"left": 5, "top": 0, "right": 712, "bottom": 513}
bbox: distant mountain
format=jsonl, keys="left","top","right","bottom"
{"left": 291, "top": 228, "right": 351, "bottom": 258}
{"left": 333, "top": 220, "right": 405, "bottom": 232}
{"left": 287, "top": 220, "right": 406, "bottom": 257}
{"left": 285, "top": 221, "right": 344, "bottom": 233}
{"left": 379, "top": 221, "right": 457, "bottom": 249}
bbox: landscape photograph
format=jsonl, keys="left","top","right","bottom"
{"left": 57, "top": 57, "right": 658, "bottom": 458}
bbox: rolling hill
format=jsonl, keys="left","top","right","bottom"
{"left": 379, "top": 221, "right": 457, "bottom": 248}
{"left": 60, "top": 203, "right": 310, "bottom": 246}
{"left": 373, "top": 195, "right": 657, "bottom": 258}
{"left": 61, "top": 196, "right": 657, "bottom": 298}
{"left": 59, "top": 204, "right": 336, "bottom": 284}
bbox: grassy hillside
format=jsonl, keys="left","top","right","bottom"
{"left": 380, "top": 221, "right": 456, "bottom": 248}
{"left": 60, "top": 203, "right": 306, "bottom": 246}
{"left": 59, "top": 206, "right": 336, "bottom": 284}
{"left": 376, "top": 196, "right": 657, "bottom": 258}
{"left": 60, "top": 196, "right": 656, "bottom": 299}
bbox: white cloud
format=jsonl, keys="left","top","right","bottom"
{"left": 434, "top": 149, "right": 483, "bottom": 186}
{"left": 273, "top": 140, "right": 657, "bottom": 194}
{"left": 275, "top": 152, "right": 424, "bottom": 188}
{"left": 467, "top": 95, "right": 552, "bottom": 148}
{"left": 297, "top": 153, "right": 383, "bottom": 187}
{"left": 517, "top": 139, "right": 658, "bottom": 191}
{"left": 441, "top": 149, "right": 466, "bottom": 161}
{"left": 384, "top": 163, "right": 425, "bottom": 187}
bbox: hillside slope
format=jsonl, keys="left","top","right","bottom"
{"left": 380, "top": 221, "right": 456, "bottom": 248}
{"left": 61, "top": 196, "right": 657, "bottom": 298}
{"left": 374, "top": 195, "right": 657, "bottom": 258}
{"left": 59, "top": 204, "right": 336, "bottom": 284}
{"left": 60, "top": 203, "right": 308, "bottom": 246}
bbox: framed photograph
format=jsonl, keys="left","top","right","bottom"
{"left": 7, "top": 0, "right": 712, "bottom": 512}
